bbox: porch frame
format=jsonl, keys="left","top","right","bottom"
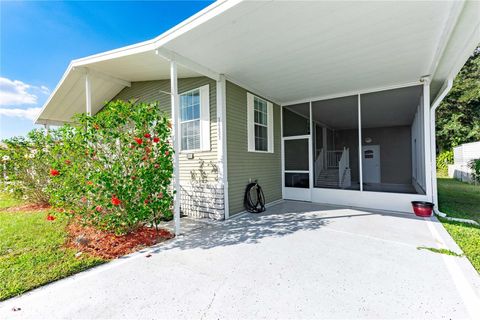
{"left": 280, "top": 81, "right": 433, "bottom": 213}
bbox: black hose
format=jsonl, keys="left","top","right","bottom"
{"left": 244, "top": 181, "right": 266, "bottom": 213}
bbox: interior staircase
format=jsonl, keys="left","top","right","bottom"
{"left": 315, "top": 168, "right": 339, "bottom": 188}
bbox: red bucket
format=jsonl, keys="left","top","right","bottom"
{"left": 411, "top": 201, "right": 434, "bottom": 217}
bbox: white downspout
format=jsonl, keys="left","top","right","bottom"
{"left": 430, "top": 79, "right": 453, "bottom": 217}
{"left": 170, "top": 60, "right": 181, "bottom": 235}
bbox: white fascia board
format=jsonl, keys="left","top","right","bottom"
{"left": 445, "top": 23, "right": 480, "bottom": 81}
{"left": 73, "top": 41, "right": 156, "bottom": 67}
{"left": 432, "top": 1, "right": 480, "bottom": 85}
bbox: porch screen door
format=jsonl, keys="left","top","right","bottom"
{"left": 283, "top": 135, "right": 311, "bottom": 201}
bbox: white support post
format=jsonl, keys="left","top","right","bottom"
{"left": 430, "top": 106, "right": 439, "bottom": 209}
{"left": 358, "top": 94, "right": 363, "bottom": 191}
{"left": 44, "top": 123, "right": 50, "bottom": 135}
{"left": 170, "top": 60, "right": 181, "bottom": 235}
{"left": 216, "top": 74, "right": 229, "bottom": 219}
{"left": 280, "top": 105, "right": 285, "bottom": 199}
{"left": 423, "top": 80, "right": 433, "bottom": 201}
{"left": 85, "top": 69, "right": 92, "bottom": 116}
{"left": 309, "top": 101, "right": 314, "bottom": 191}
{"left": 322, "top": 127, "right": 327, "bottom": 170}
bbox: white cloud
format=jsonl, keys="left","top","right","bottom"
{"left": 0, "top": 107, "right": 42, "bottom": 120}
{"left": 0, "top": 77, "right": 50, "bottom": 106}
{"left": 39, "top": 85, "right": 50, "bottom": 95}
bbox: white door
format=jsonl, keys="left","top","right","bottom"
{"left": 362, "top": 145, "right": 380, "bottom": 183}
{"left": 283, "top": 135, "right": 311, "bottom": 201}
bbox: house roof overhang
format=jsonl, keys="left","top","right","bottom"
{"left": 35, "top": 0, "right": 480, "bottom": 125}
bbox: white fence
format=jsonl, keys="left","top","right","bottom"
{"left": 448, "top": 141, "right": 480, "bottom": 183}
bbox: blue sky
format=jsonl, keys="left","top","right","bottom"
{"left": 0, "top": 0, "right": 212, "bottom": 139}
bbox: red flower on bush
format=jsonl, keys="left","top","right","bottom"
{"left": 50, "top": 169, "right": 60, "bottom": 176}
{"left": 65, "top": 159, "right": 71, "bottom": 165}
{"left": 93, "top": 124, "right": 100, "bottom": 130}
{"left": 81, "top": 196, "right": 87, "bottom": 203}
{"left": 145, "top": 146, "right": 151, "bottom": 154}
{"left": 46, "top": 215, "right": 56, "bottom": 221}
{"left": 131, "top": 176, "right": 136, "bottom": 180}
{"left": 144, "top": 199, "right": 149, "bottom": 204}
{"left": 95, "top": 205, "right": 103, "bottom": 212}
{"left": 154, "top": 163, "right": 160, "bottom": 168}
{"left": 111, "top": 195, "right": 121, "bottom": 206}
{"left": 144, "top": 133, "right": 151, "bottom": 138}
{"left": 86, "top": 181, "right": 93, "bottom": 186}
{"left": 165, "top": 151, "right": 170, "bottom": 156}
{"left": 158, "top": 192, "right": 164, "bottom": 199}
{"left": 153, "top": 137, "right": 160, "bottom": 143}
{"left": 134, "top": 137, "right": 143, "bottom": 145}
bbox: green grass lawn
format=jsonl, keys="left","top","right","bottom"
{"left": 0, "top": 192, "right": 24, "bottom": 210}
{"left": 437, "top": 178, "right": 480, "bottom": 273}
{"left": 0, "top": 199, "right": 106, "bottom": 301}
{"left": 438, "top": 178, "right": 480, "bottom": 223}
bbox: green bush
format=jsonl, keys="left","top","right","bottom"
{"left": 468, "top": 158, "right": 480, "bottom": 183}
{"left": 47, "top": 100, "right": 174, "bottom": 234}
{"left": 436, "top": 150, "right": 453, "bottom": 177}
{"left": 1, "top": 129, "right": 54, "bottom": 204}
{"left": 1, "top": 100, "right": 174, "bottom": 235}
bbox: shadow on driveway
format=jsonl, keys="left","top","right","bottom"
{"left": 152, "top": 201, "right": 424, "bottom": 252}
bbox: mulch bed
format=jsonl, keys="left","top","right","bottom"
{"left": 6, "top": 203, "right": 51, "bottom": 212}
{"left": 66, "top": 223, "right": 174, "bottom": 259}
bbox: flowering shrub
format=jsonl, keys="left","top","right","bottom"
{"left": 0, "top": 129, "right": 54, "bottom": 204}
{"left": 47, "top": 100, "right": 174, "bottom": 234}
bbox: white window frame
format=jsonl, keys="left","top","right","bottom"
{"left": 247, "top": 92, "right": 274, "bottom": 153}
{"left": 179, "top": 84, "right": 210, "bottom": 153}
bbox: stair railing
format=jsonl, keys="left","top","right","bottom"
{"left": 326, "top": 150, "right": 343, "bottom": 168}
{"left": 314, "top": 148, "right": 324, "bottom": 180}
{"left": 338, "top": 147, "right": 351, "bottom": 188}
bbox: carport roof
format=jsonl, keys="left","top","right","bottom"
{"left": 35, "top": 0, "right": 480, "bottom": 125}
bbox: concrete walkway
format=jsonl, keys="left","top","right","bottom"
{"left": 1, "top": 201, "right": 480, "bottom": 319}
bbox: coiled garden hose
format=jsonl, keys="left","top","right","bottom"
{"left": 244, "top": 181, "right": 266, "bottom": 213}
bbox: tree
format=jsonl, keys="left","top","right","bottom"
{"left": 436, "top": 46, "right": 480, "bottom": 152}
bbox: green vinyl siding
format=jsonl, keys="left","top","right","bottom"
{"left": 226, "top": 81, "right": 282, "bottom": 215}
{"left": 113, "top": 77, "right": 218, "bottom": 183}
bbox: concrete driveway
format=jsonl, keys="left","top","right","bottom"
{"left": 1, "top": 201, "right": 480, "bottom": 319}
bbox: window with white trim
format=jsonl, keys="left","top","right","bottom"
{"left": 179, "top": 85, "right": 210, "bottom": 152}
{"left": 247, "top": 92, "right": 274, "bottom": 153}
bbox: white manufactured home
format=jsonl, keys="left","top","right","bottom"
{"left": 35, "top": 0, "right": 480, "bottom": 232}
